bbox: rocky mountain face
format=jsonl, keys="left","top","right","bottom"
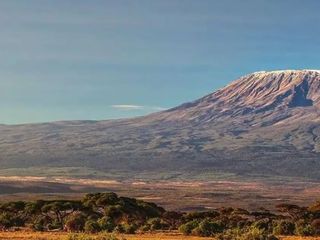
{"left": 1, "top": 70, "right": 320, "bottom": 180}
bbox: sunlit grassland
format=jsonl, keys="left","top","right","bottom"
{"left": 0, "top": 232, "right": 319, "bottom": 240}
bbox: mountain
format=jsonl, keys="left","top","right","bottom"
{"left": 1, "top": 70, "right": 320, "bottom": 180}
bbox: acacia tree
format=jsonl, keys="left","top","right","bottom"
{"left": 39, "top": 201, "right": 82, "bottom": 230}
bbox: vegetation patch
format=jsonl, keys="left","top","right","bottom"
{"left": 0, "top": 192, "right": 320, "bottom": 238}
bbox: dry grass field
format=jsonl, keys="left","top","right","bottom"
{"left": 0, "top": 231, "right": 319, "bottom": 240}
{"left": 0, "top": 231, "right": 214, "bottom": 240}
{"left": 1, "top": 176, "right": 320, "bottom": 211}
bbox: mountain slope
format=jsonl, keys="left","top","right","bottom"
{"left": 1, "top": 70, "right": 320, "bottom": 180}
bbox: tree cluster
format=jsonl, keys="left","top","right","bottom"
{"left": 0, "top": 192, "right": 320, "bottom": 239}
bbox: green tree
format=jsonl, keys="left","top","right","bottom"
{"left": 65, "top": 212, "right": 86, "bottom": 232}
{"left": 84, "top": 220, "right": 101, "bottom": 233}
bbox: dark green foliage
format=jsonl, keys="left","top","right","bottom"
{"left": 145, "top": 217, "right": 169, "bottom": 231}
{"left": 0, "top": 212, "right": 17, "bottom": 229}
{"left": 184, "top": 210, "right": 219, "bottom": 221}
{"left": 295, "top": 220, "right": 314, "bottom": 236}
{"left": 272, "top": 220, "right": 295, "bottom": 235}
{"left": 113, "top": 224, "right": 125, "bottom": 233}
{"left": 252, "top": 218, "right": 272, "bottom": 232}
{"left": 97, "top": 216, "right": 115, "bottom": 232}
{"left": 84, "top": 220, "right": 100, "bottom": 233}
{"left": 178, "top": 219, "right": 199, "bottom": 235}
{"left": 1, "top": 191, "right": 320, "bottom": 238}
{"left": 161, "top": 211, "right": 182, "bottom": 229}
{"left": 83, "top": 193, "right": 118, "bottom": 210}
{"left": 191, "top": 219, "right": 224, "bottom": 237}
{"left": 216, "top": 227, "right": 279, "bottom": 240}
{"left": 122, "top": 223, "right": 137, "bottom": 234}
{"left": 32, "top": 217, "right": 46, "bottom": 232}
{"left": 65, "top": 213, "right": 86, "bottom": 232}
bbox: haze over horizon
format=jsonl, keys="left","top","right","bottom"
{"left": 1, "top": 0, "right": 320, "bottom": 124}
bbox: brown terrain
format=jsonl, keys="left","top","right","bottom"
{"left": 0, "top": 176, "right": 319, "bottom": 211}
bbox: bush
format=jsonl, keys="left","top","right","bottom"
{"left": 113, "top": 224, "right": 125, "bottom": 233}
{"left": 66, "top": 233, "right": 121, "bottom": 240}
{"left": 146, "top": 218, "right": 161, "bottom": 230}
{"left": 140, "top": 224, "right": 150, "bottom": 232}
{"left": 31, "top": 217, "right": 46, "bottom": 231}
{"left": 192, "top": 219, "right": 224, "bottom": 236}
{"left": 216, "top": 227, "right": 279, "bottom": 240}
{"left": 272, "top": 220, "right": 295, "bottom": 235}
{"left": 104, "top": 205, "right": 122, "bottom": 218}
{"left": 0, "top": 212, "right": 22, "bottom": 229}
{"left": 146, "top": 217, "right": 169, "bottom": 231}
{"left": 295, "top": 220, "right": 314, "bottom": 236}
{"left": 311, "top": 219, "right": 320, "bottom": 235}
{"left": 65, "top": 213, "right": 86, "bottom": 232}
{"left": 178, "top": 220, "right": 199, "bottom": 235}
{"left": 252, "top": 219, "right": 271, "bottom": 232}
{"left": 32, "top": 222, "right": 45, "bottom": 231}
{"left": 47, "top": 220, "right": 62, "bottom": 230}
{"left": 241, "top": 227, "right": 276, "bottom": 240}
{"left": 97, "top": 216, "right": 115, "bottom": 232}
{"left": 122, "top": 223, "right": 137, "bottom": 234}
{"left": 84, "top": 220, "right": 101, "bottom": 233}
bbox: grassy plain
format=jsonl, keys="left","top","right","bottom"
{"left": 0, "top": 232, "right": 319, "bottom": 240}
{"left": 0, "top": 231, "right": 213, "bottom": 240}
{"left": 0, "top": 176, "right": 319, "bottom": 211}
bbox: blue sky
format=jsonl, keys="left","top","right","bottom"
{"left": 1, "top": 0, "right": 320, "bottom": 124}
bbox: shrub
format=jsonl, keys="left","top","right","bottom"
{"left": 192, "top": 219, "right": 224, "bottom": 236}
{"left": 97, "top": 216, "right": 115, "bottom": 232}
{"left": 216, "top": 228, "right": 242, "bottom": 240}
{"left": 31, "top": 217, "right": 46, "bottom": 231}
{"left": 295, "top": 220, "right": 314, "bottom": 236}
{"left": 32, "top": 222, "right": 45, "bottom": 231}
{"left": 178, "top": 220, "right": 199, "bottom": 235}
{"left": 104, "top": 205, "right": 122, "bottom": 219}
{"left": 146, "top": 217, "right": 169, "bottom": 231}
{"left": 241, "top": 227, "right": 274, "bottom": 240}
{"left": 122, "top": 223, "right": 137, "bottom": 234}
{"left": 252, "top": 219, "right": 271, "bottom": 232}
{"left": 65, "top": 213, "right": 86, "bottom": 232}
{"left": 272, "top": 220, "right": 295, "bottom": 235}
{"left": 47, "top": 220, "right": 62, "bottom": 230}
{"left": 140, "top": 224, "right": 150, "bottom": 232}
{"left": 84, "top": 220, "right": 101, "bottom": 233}
{"left": 216, "top": 227, "right": 279, "bottom": 240}
{"left": 113, "top": 224, "right": 125, "bottom": 233}
{"left": 0, "top": 213, "right": 15, "bottom": 229}
{"left": 0, "top": 212, "right": 24, "bottom": 229}
{"left": 66, "top": 233, "right": 121, "bottom": 240}
{"left": 311, "top": 218, "right": 320, "bottom": 235}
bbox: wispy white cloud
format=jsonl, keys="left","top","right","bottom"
{"left": 150, "top": 106, "right": 167, "bottom": 111}
{"left": 111, "top": 105, "right": 167, "bottom": 111}
{"left": 111, "top": 104, "right": 144, "bottom": 110}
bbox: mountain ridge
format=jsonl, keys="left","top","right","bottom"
{"left": 1, "top": 70, "right": 320, "bottom": 180}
